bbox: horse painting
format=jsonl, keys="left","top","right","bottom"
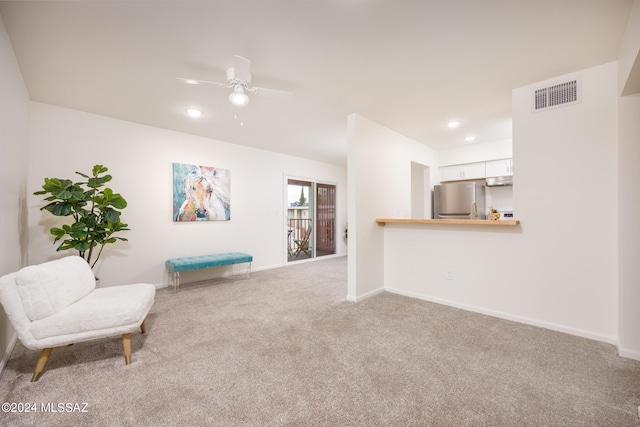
{"left": 173, "top": 163, "right": 230, "bottom": 221}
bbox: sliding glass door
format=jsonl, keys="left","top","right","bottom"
{"left": 316, "top": 183, "right": 336, "bottom": 257}
{"left": 286, "top": 179, "right": 336, "bottom": 262}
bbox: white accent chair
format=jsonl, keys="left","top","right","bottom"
{"left": 0, "top": 256, "right": 155, "bottom": 382}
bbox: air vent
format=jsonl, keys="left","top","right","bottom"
{"left": 533, "top": 78, "right": 581, "bottom": 112}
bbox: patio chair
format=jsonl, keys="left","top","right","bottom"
{"left": 293, "top": 225, "right": 312, "bottom": 257}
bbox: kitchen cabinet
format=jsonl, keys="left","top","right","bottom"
{"left": 440, "top": 162, "right": 485, "bottom": 182}
{"left": 485, "top": 159, "right": 513, "bottom": 177}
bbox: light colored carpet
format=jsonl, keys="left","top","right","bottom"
{"left": 1, "top": 255, "right": 639, "bottom": 426}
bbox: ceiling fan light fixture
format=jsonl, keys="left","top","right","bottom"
{"left": 229, "top": 87, "right": 250, "bottom": 108}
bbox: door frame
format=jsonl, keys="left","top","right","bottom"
{"left": 284, "top": 175, "right": 338, "bottom": 263}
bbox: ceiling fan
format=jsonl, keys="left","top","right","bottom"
{"left": 178, "top": 55, "right": 293, "bottom": 108}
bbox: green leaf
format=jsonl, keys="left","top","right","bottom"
{"left": 50, "top": 227, "right": 66, "bottom": 238}
{"left": 87, "top": 175, "right": 112, "bottom": 188}
{"left": 109, "top": 194, "right": 127, "bottom": 209}
{"left": 56, "top": 241, "right": 75, "bottom": 252}
{"left": 71, "top": 240, "right": 92, "bottom": 252}
{"left": 42, "top": 202, "right": 73, "bottom": 216}
{"left": 92, "top": 164, "right": 108, "bottom": 176}
{"left": 103, "top": 209, "right": 121, "bottom": 223}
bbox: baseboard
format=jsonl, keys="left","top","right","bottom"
{"left": 616, "top": 345, "right": 640, "bottom": 361}
{"left": 347, "top": 286, "right": 384, "bottom": 302}
{"left": 0, "top": 331, "right": 18, "bottom": 377}
{"left": 385, "top": 287, "right": 618, "bottom": 346}
{"left": 284, "top": 253, "right": 346, "bottom": 267}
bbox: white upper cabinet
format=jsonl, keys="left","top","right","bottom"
{"left": 440, "top": 158, "right": 513, "bottom": 181}
{"left": 440, "top": 162, "right": 486, "bottom": 182}
{"left": 440, "top": 165, "right": 463, "bottom": 181}
{"left": 485, "top": 159, "right": 513, "bottom": 177}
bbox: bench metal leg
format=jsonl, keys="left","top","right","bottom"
{"left": 167, "top": 269, "right": 180, "bottom": 292}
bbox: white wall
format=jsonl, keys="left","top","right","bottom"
{"left": 382, "top": 62, "right": 619, "bottom": 345}
{"left": 347, "top": 114, "right": 439, "bottom": 301}
{"left": 617, "top": 0, "right": 640, "bottom": 360}
{"left": 27, "top": 103, "right": 347, "bottom": 287}
{"left": 618, "top": 94, "right": 640, "bottom": 359}
{"left": 0, "top": 14, "right": 30, "bottom": 372}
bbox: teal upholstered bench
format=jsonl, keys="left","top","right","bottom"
{"left": 165, "top": 252, "right": 253, "bottom": 290}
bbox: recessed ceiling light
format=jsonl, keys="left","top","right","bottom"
{"left": 447, "top": 121, "right": 460, "bottom": 129}
{"left": 185, "top": 108, "right": 203, "bottom": 118}
{"left": 465, "top": 136, "right": 476, "bottom": 142}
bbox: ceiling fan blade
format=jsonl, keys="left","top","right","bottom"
{"left": 233, "top": 55, "right": 252, "bottom": 82}
{"left": 177, "top": 77, "right": 228, "bottom": 87}
{"left": 254, "top": 86, "right": 294, "bottom": 100}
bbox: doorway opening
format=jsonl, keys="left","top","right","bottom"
{"left": 411, "top": 162, "right": 431, "bottom": 219}
{"left": 287, "top": 179, "right": 336, "bottom": 262}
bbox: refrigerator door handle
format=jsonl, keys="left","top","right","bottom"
{"left": 435, "top": 213, "right": 471, "bottom": 219}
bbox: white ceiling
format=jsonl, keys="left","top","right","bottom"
{"left": 0, "top": 1, "right": 633, "bottom": 166}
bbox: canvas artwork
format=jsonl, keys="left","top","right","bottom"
{"left": 173, "top": 162, "right": 231, "bottom": 221}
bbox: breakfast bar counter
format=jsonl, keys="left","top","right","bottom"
{"left": 376, "top": 218, "right": 520, "bottom": 226}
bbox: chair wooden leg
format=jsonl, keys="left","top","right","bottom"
{"left": 140, "top": 319, "right": 147, "bottom": 334}
{"left": 122, "top": 333, "right": 132, "bottom": 365}
{"left": 31, "top": 348, "right": 53, "bottom": 382}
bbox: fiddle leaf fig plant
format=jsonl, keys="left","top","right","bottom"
{"left": 34, "top": 165, "right": 129, "bottom": 269}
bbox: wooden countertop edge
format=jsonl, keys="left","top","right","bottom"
{"left": 376, "top": 218, "right": 520, "bottom": 226}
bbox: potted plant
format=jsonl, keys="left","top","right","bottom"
{"left": 34, "top": 165, "right": 129, "bottom": 269}
{"left": 488, "top": 206, "right": 500, "bottom": 221}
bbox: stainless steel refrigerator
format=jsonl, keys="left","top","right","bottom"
{"left": 433, "top": 182, "right": 486, "bottom": 219}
